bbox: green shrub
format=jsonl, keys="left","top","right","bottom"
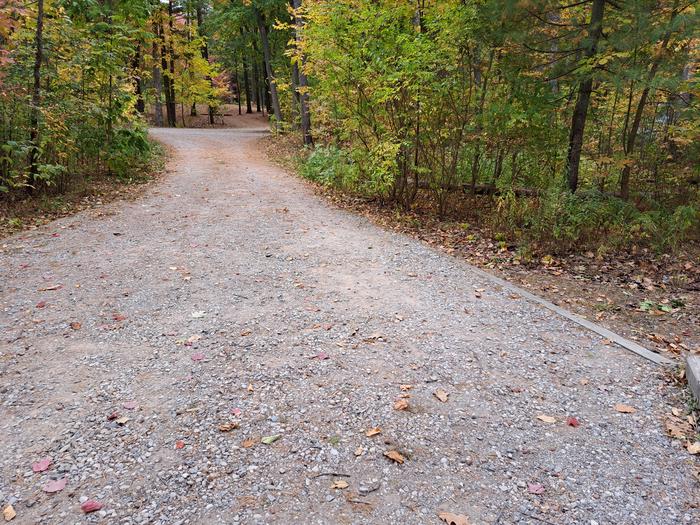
{"left": 300, "top": 145, "right": 358, "bottom": 189}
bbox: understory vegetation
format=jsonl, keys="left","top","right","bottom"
{"left": 1, "top": 0, "right": 698, "bottom": 253}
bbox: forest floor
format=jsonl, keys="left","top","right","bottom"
{"left": 1, "top": 117, "right": 698, "bottom": 525}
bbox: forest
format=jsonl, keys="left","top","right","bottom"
{"left": 1, "top": 0, "right": 698, "bottom": 253}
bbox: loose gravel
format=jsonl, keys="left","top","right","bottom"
{"left": 1, "top": 123, "right": 698, "bottom": 525}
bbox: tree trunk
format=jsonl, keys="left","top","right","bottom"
{"left": 291, "top": 0, "right": 313, "bottom": 145}
{"left": 252, "top": 56, "right": 262, "bottom": 113}
{"left": 167, "top": 0, "right": 177, "bottom": 127}
{"left": 242, "top": 51, "right": 253, "bottom": 114}
{"left": 152, "top": 20, "right": 164, "bottom": 127}
{"left": 196, "top": 4, "right": 214, "bottom": 125}
{"left": 564, "top": 0, "right": 605, "bottom": 193}
{"left": 133, "top": 45, "right": 145, "bottom": 114}
{"left": 254, "top": 8, "right": 282, "bottom": 126}
{"left": 28, "top": 0, "right": 44, "bottom": 189}
{"left": 160, "top": 10, "right": 175, "bottom": 127}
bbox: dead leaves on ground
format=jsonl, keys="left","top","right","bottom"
{"left": 393, "top": 399, "right": 409, "bottom": 411}
{"left": 331, "top": 479, "right": 349, "bottom": 490}
{"left": 383, "top": 450, "right": 405, "bottom": 464}
{"left": 614, "top": 403, "right": 637, "bottom": 414}
{"left": 218, "top": 422, "right": 239, "bottom": 432}
{"left": 665, "top": 410, "right": 700, "bottom": 455}
{"left": 365, "top": 427, "right": 381, "bottom": 437}
{"left": 536, "top": 415, "right": 556, "bottom": 424}
{"left": 3, "top": 505, "right": 16, "bottom": 522}
{"left": 437, "top": 511, "right": 470, "bottom": 525}
{"left": 434, "top": 389, "right": 449, "bottom": 403}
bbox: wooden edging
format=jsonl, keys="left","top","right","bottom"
{"left": 468, "top": 266, "right": 675, "bottom": 366}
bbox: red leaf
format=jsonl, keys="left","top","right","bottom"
{"left": 51, "top": 233, "right": 60, "bottom": 238}
{"left": 316, "top": 352, "right": 329, "bottom": 360}
{"left": 527, "top": 483, "right": 545, "bottom": 495}
{"left": 231, "top": 408, "right": 242, "bottom": 416}
{"left": 107, "top": 411, "right": 120, "bottom": 421}
{"left": 122, "top": 401, "right": 138, "bottom": 410}
{"left": 80, "top": 500, "right": 103, "bottom": 513}
{"left": 566, "top": 416, "right": 580, "bottom": 427}
{"left": 112, "top": 313, "right": 127, "bottom": 321}
{"left": 36, "top": 301, "right": 47, "bottom": 309}
{"left": 191, "top": 352, "right": 205, "bottom": 361}
{"left": 175, "top": 440, "right": 185, "bottom": 449}
{"left": 43, "top": 478, "right": 67, "bottom": 493}
{"left": 32, "top": 457, "right": 52, "bottom": 473}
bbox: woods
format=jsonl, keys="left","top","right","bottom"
{"left": 1, "top": 0, "right": 698, "bottom": 252}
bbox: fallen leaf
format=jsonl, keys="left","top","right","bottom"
{"left": 671, "top": 407, "right": 682, "bottom": 417}
{"left": 247, "top": 384, "right": 254, "bottom": 393}
{"left": 69, "top": 321, "right": 81, "bottom": 330}
{"left": 437, "top": 511, "right": 470, "bottom": 525}
{"left": 115, "top": 416, "right": 129, "bottom": 425}
{"left": 218, "top": 422, "right": 239, "bottom": 432}
{"left": 316, "top": 352, "right": 329, "bottom": 360}
{"left": 175, "top": 440, "right": 185, "bottom": 449}
{"left": 231, "top": 408, "right": 242, "bottom": 416}
{"left": 39, "top": 284, "right": 62, "bottom": 291}
{"left": 354, "top": 447, "right": 365, "bottom": 456}
{"left": 122, "top": 401, "right": 138, "bottom": 410}
{"left": 687, "top": 442, "right": 700, "bottom": 454}
{"left": 191, "top": 311, "right": 206, "bottom": 318}
{"left": 3, "top": 505, "right": 16, "bottom": 522}
{"left": 112, "top": 313, "right": 126, "bottom": 321}
{"left": 434, "top": 389, "right": 449, "bottom": 402}
{"left": 43, "top": 478, "right": 67, "bottom": 493}
{"left": 383, "top": 450, "right": 405, "bottom": 464}
{"left": 399, "top": 384, "right": 413, "bottom": 391}
{"left": 242, "top": 438, "right": 256, "bottom": 448}
{"left": 240, "top": 329, "right": 252, "bottom": 336}
{"left": 365, "top": 427, "right": 382, "bottom": 437}
{"left": 80, "top": 500, "right": 103, "bottom": 513}
{"left": 566, "top": 416, "right": 580, "bottom": 427}
{"left": 527, "top": 483, "right": 545, "bottom": 495}
{"left": 36, "top": 301, "right": 47, "bottom": 309}
{"left": 393, "top": 399, "right": 409, "bottom": 411}
{"left": 261, "top": 435, "right": 280, "bottom": 445}
{"left": 107, "top": 411, "right": 120, "bottom": 421}
{"left": 536, "top": 415, "right": 556, "bottom": 424}
{"left": 614, "top": 403, "right": 636, "bottom": 414}
{"left": 31, "top": 457, "right": 52, "bottom": 473}
{"left": 191, "top": 352, "right": 205, "bottom": 362}
{"left": 331, "top": 480, "right": 349, "bottom": 489}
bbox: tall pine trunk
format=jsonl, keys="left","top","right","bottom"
{"left": 152, "top": 20, "right": 164, "bottom": 126}
{"left": 254, "top": 8, "right": 282, "bottom": 126}
{"left": 565, "top": 0, "right": 605, "bottom": 193}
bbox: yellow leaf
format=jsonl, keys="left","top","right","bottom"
{"left": 331, "top": 480, "right": 349, "bottom": 489}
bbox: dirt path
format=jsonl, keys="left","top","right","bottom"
{"left": 1, "top": 123, "right": 697, "bottom": 525}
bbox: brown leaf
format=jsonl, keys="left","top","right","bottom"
{"left": 687, "top": 442, "right": 700, "bottom": 455}
{"left": 614, "top": 403, "right": 636, "bottom": 414}
{"left": 218, "top": 422, "right": 239, "bottom": 432}
{"left": 365, "top": 427, "right": 382, "bottom": 437}
{"left": 536, "top": 415, "right": 556, "bottom": 424}
{"left": 331, "top": 480, "right": 349, "bottom": 489}
{"left": 354, "top": 447, "right": 365, "bottom": 456}
{"left": 383, "top": 450, "right": 405, "bottom": 464}
{"left": 437, "top": 511, "right": 470, "bottom": 525}
{"left": 175, "top": 440, "right": 185, "bottom": 449}
{"left": 434, "top": 389, "right": 449, "bottom": 403}
{"left": 3, "top": 505, "right": 16, "bottom": 522}
{"left": 242, "top": 438, "right": 256, "bottom": 448}
{"left": 69, "top": 321, "right": 81, "bottom": 330}
{"left": 399, "top": 384, "right": 413, "bottom": 391}
{"left": 393, "top": 399, "right": 409, "bottom": 411}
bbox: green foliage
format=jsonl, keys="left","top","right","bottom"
{"left": 300, "top": 145, "right": 357, "bottom": 190}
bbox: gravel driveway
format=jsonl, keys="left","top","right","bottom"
{"left": 1, "top": 125, "right": 697, "bottom": 525}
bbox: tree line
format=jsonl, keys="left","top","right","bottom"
{"left": 1, "top": 0, "right": 698, "bottom": 251}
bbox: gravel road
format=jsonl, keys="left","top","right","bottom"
{"left": 1, "top": 123, "right": 698, "bottom": 525}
